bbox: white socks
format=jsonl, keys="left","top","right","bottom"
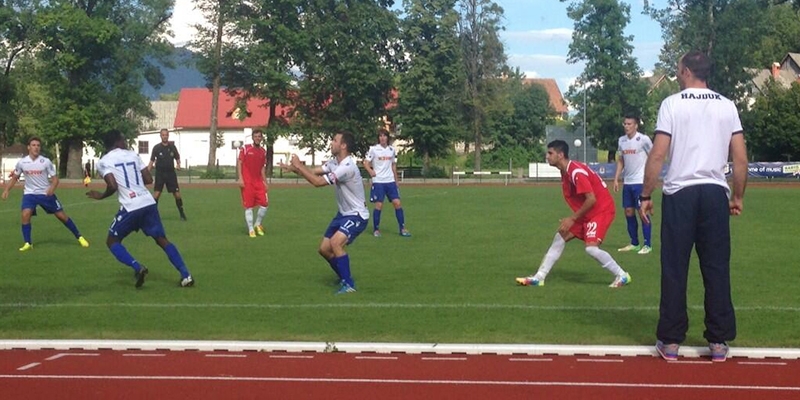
{"left": 585, "top": 246, "right": 626, "bottom": 277}
{"left": 536, "top": 233, "right": 566, "bottom": 279}
{"left": 255, "top": 206, "right": 268, "bottom": 226}
{"left": 245, "top": 208, "right": 254, "bottom": 231}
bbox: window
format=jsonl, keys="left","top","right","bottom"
{"left": 138, "top": 141, "right": 149, "bottom": 154}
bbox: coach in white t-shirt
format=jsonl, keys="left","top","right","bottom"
{"left": 613, "top": 114, "right": 653, "bottom": 255}
{"left": 640, "top": 51, "right": 748, "bottom": 363}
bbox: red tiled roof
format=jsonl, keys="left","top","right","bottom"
{"left": 522, "top": 78, "right": 569, "bottom": 114}
{"left": 173, "top": 88, "right": 292, "bottom": 129}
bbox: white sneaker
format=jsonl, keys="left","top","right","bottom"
{"left": 609, "top": 272, "right": 632, "bottom": 288}
{"left": 637, "top": 245, "right": 652, "bottom": 255}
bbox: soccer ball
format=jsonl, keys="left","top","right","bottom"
{"left": 83, "top": 176, "right": 91, "bottom": 187}
{"left": 573, "top": 139, "right": 582, "bottom": 147}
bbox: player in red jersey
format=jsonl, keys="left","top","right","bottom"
{"left": 237, "top": 129, "right": 269, "bottom": 237}
{"left": 516, "top": 140, "right": 631, "bottom": 288}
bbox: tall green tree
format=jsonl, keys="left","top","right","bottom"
{"left": 456, "top": 0, "right": 506, "bottom": 171}
{"left": 397, "top": 0, "right": 463, "bottom": 175}
{"left": 563, "top": 0, "right": 648, "bottom": 161}
{"left": 741, "top": 81, "right": 800, "bottom": 162}
{"left": 33, "top": 0, "right": 172, "bottom": 177}
{"left": 294, "top": 0, "right": 402, "bottom": 156}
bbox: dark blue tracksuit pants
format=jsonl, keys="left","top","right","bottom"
{"left": 657, "top": 184, "right": 736, "bottom": 345}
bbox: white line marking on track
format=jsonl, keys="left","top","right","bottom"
{"left": 669, "top": 360, "right": 713, "bottom": 365}
{"left": 421, "top": 357, "right": 466, "bottom": 361}
{"left": 16, "top": 363, "right": 40, "bottom": 371}
{"left": 355, "top": 356, "right": 398, "bottom": 360}
{"left": 1, "top": 374, "right": 799, "bottom": 391}
{"left": 269, "top": 355, "right": 314, "bottom": 359}
{"left": 205, "top": 354, "right": 247, "bottom": 358}
{"left": 2, "top": 302, "right": 798, "bottom": 312}
{"left": 123, "top": 354, "right": 165, "bottom": 357}
{"left": 577, "top": 359, "right": 623, "bottom": 363}
{"left": 509, "top": 358, "right": 552, "bottom": 362}
{"left": 45, "top": 353, "right": 100, "bottom": 361}
{"left": 738, "top": 361, "right": 787, "bottom": 366}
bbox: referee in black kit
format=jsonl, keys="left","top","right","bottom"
{"left": 148, "top": 128, "right": 187, "bottom": 221}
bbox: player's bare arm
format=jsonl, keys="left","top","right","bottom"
{"left": 141, "top": 167, "right": 154, "bottom": 185}
{"left": 289, "top": 154, "right": 327, "bottom": 187}
{"left": 363, "top": 159, "right": 375, "bottom": 178}
{"left": 392, "top": 162, "right": 399, "bottom": 184}
{"left": 86, "top": 173, "right": 119, "bottom": 200}
{"left": 2, "top": 174, "right": 19, "bottom": 200}
{"left": 613, "top": 157, "right": 624, "bottom": 192}
{"left": 640, "top": 132, "right": 671, "bottom": 223}
{"left": 236, "top": 158, "right": 245, "bottom": 188}
{"left": 729, "top": 133, "right": 748, "bottom": 215}
{"left": 46, "top": 175, "right": 59, "bottom": 197}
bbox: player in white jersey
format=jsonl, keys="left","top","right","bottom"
{"left": 2, "top": 137, "right": 89, "bottom": 251}
{"left": 640, "top": 51, "right": 748, "bottom": 363}
{"left": 613, "top": 114, "right": 653, "bottom": 255}
{"left": 279, "top": 131, "right": 368, "bottom": 294}
{"left": 363, "top": 129, "right": 410, "bottom": 237}
{"left": 87, "top": 130, "right": 194, "bottom": 288}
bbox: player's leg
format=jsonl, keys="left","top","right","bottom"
{"left": 241, "top": 186, "right": 256, "bottom": 236}
{"left": 631, "top": 184, "right": 653, "bottom": 253}
{"left": 105, "top": 209, "right": 148, "bottom": 287}
{"left": 585, "top": 212, "right": 630, "bottom": 287}
{"left": 167, "top": 173, "right": 186, "bottom": 220}
{"left": 330, "top": 215, "right": 367, "bottom": 293}
{"left": 153, "top": 173, "right": 165, "bottom": 203}
{"left": 694, "top": 185, "right": 735, "bottom": 353}
{"left": 370, "top": 183, "right": 385, "bottom": 236}
{"left": 516, "top": 230, "right": 574, "bottom": 286}
{"left": 53, "top": 209, "right": 89, "bottom": 247}
{"left": 19, "top": 202, "right": 34, "bottom": 251}
{"left": 387, "top": 183, "right": 409, "bottom": 237}
{"left": 253, "top": 187, "right": 268, "bottom": 235}
{"left": 657, "top": 188, "right": 696, "bottom": 346}
{"left": 618, "top": 184, "right": 640, "bottom": 252}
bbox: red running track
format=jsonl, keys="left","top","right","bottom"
{"left": 2, "top": 350, "right": 800, "bottom": 400}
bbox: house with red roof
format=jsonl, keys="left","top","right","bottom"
{"left": 134, "top": 88, "right": 328, "bottom": 167}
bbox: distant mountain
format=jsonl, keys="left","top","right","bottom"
{"left": 141, "top": 47, "right": 206, "bottom": 100}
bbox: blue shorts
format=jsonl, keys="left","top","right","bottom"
{"left": 622, "top": 184, "right": 644, "bottom": 209}
{"left": 108, "top": 204, "right": 166, "bottom": 239}
{"left": 324, "top": 213, "right": 368, "bottom": 245}
{"left": 369, "top": 182, "right": 400, "bottom": 203}
{"left": 21, "top": 194, "right": 63, "bottom": 216}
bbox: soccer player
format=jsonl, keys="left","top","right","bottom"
{"left": 237, "top": 129, "right": 269, "bottom": 237}
{"left": 147, "top": 128, "right": 187, "bottom": 221}
{"left": 279, "top": 131, "right": 368, "bottom": 294}
{"left": 363, "top": 129, "right": 410, "bottom": 237}
{"left": 1, "top": 137, "right": 89, "bottom": 251}
{"left": 641, "top": 51, "right": 747, "bottom": 363}
{"left": 516, "top": 140, "right": 631, "bottom": 288}
{"left": 87, "top": 130, "right": 194, "bottom": 288}
{"left": 613, "top": 114, "right": 653, "bottom": 254}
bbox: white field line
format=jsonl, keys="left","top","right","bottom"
{"left": 1, "top": 374, "right": 799, "bottom": 392}
{"left": 16, "top": 363, "right": 40, "bottom": 371}
{"left": 2, "top": 302, "right": 799, "bottom": 313}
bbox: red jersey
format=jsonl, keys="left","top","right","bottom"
{"left": 238, "top": 144, "right": 267, "bottom": 185}
{"left": 561, "top": 160, "right": 615, "bottom": 219}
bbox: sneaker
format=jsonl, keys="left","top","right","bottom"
{"left": 373, "top": 230, "right": 381, "bottom": 237}
{"left": 617, "top": 244, "right": 641, "bottom": 252}
{"left": 78, "top": 236, "right": 90, "bottom": 248}
{"left": 709, "top": 342, "right": 729, "bottom": 362}
{"left": 637, "top": 245, "right": 652, "bottom": 255}
{"left": 135, "top": 265, "right": 149, "bottom": 288}
{"left": 515, "top": 275, "right": 545, "bottom": 286}
{"left": 399, "top": 229, "right": 411, "bottom": 237}
{"left": 256, "top": 225, "right": 265, "bottom": 236}
{"left": 249, "top": 230, "right": 257, "bottom": 238}
{"left": 180, "top": 275, "right": 195, "bottom": 287}
{"left": 656, "top": 340, "right": 679, "bottom": 361}
{"left": 609, "top": 272, "right": 632, "bottom": 288}
{"left": 336, "top": 282, "right": 357, "bottom": 294}
{"left": 18, "top": 243, "right": 33, "bottom": 252}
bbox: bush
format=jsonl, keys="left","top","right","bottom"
{"left": 200, "top": 169, "right": 227, "bottom": 180}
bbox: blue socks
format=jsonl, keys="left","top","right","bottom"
{"left": 642, "top": 218, "right": 652, "bottom": 247}
{"left": 625, "top": 215, "right": 639, "bottom": 246}
{"left": 63, "top": 218, "right": 81, "bottom": 238}
{"left": 22, "top": 223, "right": 32, "bottom": 243}
{"left": 110, "top": 242, "right": 142, "bottom": 272}
{"left": 373, "top": 209, "right": 381, "bottom": 231}
{"left": 333, "top": 255, "right": 353, "bottom": 287}
{"left": 395, "top": 208, "right": 405, "bottom": 231}
{"left": 164, "top": 243, "right": 190, "bottom": 279}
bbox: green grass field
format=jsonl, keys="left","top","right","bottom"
{"left": 1, "top": 182, "right": 798, "bottom": 347}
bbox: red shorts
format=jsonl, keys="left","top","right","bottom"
{"left": 241, "top": 183, "right": 268, "bottom": 209}
{"left": 569, "top": 210, "right": 615, "bottom": 244}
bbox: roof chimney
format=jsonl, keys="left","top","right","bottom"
{"left": 771, "top": 62, "right": 780, "bottom": 79}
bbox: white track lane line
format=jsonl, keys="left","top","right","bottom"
{"left": 577, "top": 359, "right": 623, "bottom": 363}
{"left": 205, "top": 354, "right": 247, "bottom": 358}
{"left": 269, "top": 355, "right": 314, "bottom": 359}
{"left": 421, "top": 357, "right": 467, "bottom": 361}
{"left": 16, "top": 363, "right": 40, "bottom": 371}
{"left": 738, "top": 361, "right": 787, "bottom": 366}
{"left": 45, "top": 353, "right": 99, "bottom": 361}
{"left": 355, "top": 356, "right": 398, "bottom": 360}
{"left": 123, "top": 354, "right": 166, "bottom": 357}
{"left": 509, "top": 358, "right": 552, "bottom": 362}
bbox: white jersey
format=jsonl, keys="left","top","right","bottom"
{"left": 617, "top": 132, "right": 652, "bottom": 184}
{"left": 322, "top": 155, "right": 369, "bottom": 220}
{"left": 13, "top": 155, "right": 56, "bottom": 195}
{"left": 655, "top": 88, "right": 743, "bottom": 196}
{"left": 365, "top": 144, "right": 397, "bottom": 183}
{"left": 97, "top": 148, "right": 156, "bottom": 212}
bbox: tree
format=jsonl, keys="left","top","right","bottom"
{"left": 293, "top": 0, "right": 402, "bottom": 156}
{"left": 457, "top": 0, "right": 506, "bottom": 171}
{"left": 31, "top": 0, "right": 172, "bottom": 177}
{"left": 741, "top": 81, "right": 800, "bottom": 161}
{"left": 397, "top": 0, "right": 463, "bottom": 175}
{"left": 563, "top": 0, "right": 648, "bottom": 161}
